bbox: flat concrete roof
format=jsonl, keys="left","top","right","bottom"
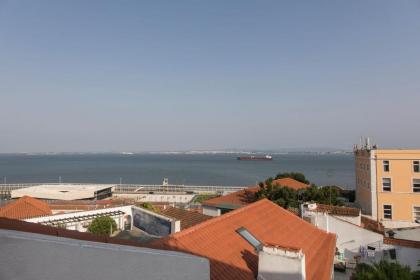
{"left": 0, "top": 229, "right": 209, "bottom": 280}
{"left": 11, "top": 184, "right": 114, "bottom": 200}
{"left": 392, "top": 227, "right": 420, "bottom": 242}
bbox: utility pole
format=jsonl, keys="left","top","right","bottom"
{"left": 59, "top": 176, "right": 62, "bottom": 184}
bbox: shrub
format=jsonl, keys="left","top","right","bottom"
{"left": 353, "top": 260, "right": 418, "bottom": 280}
{"left": 87, "top": 216, "right": 117, "bottom": 235}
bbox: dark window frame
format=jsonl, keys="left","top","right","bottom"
{"left": 382, "top": 178, "right": 392, "bottom": 192}
{"left": 383, "top": 205, "right": 392, "bottom": 219}
{"left": 413, "top": 161, "right": 420, "bottom": 173}
{"left": 383, "top": 160, "right": 390, "bottom": 172}
{"left": 413, "top": 179, "right": 420, "bottom": 193}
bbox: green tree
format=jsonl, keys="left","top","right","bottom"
{"left": 87, "top": 216, "right": 117, "bottom": 236}
{"left": 353, "top": 260, "right": 418, "bottom": 280}
{"left": 256, "top": 175, "right": 343, "bottom": 208}
{"left": 139, "top": 202, "right": 157, "bottom": 212}
{"left": 256, "top": 180, "right": 300, "bottom": 209}
{"left": 275, "top": 172, "right": 309, "bottom": 184}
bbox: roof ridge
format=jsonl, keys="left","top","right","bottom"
{"left": 165, "top": 199, "right": 335, "bottom": 240}
{"left": 22, "top": 196, "right": 51, "bottom": 214}
{"left": 165, "top": 199, "right": 271, "bottom": 239}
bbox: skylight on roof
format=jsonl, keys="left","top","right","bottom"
{"left": 236, "top": 227, "right": 262, "bottom": 250}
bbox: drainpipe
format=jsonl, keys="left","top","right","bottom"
{"left": 375, "top": 154, "right": 379, "bottom": 223}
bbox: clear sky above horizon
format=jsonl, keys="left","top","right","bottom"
{"left": 1, "top": 1, "right": 420, "bottom": 152}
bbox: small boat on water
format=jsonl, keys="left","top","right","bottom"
{"left": 237, "top": 155, "right": 273, "bottom": 161}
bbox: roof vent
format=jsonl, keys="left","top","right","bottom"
{"left": 236, "top": 227, "right": 262, "bottom": 251}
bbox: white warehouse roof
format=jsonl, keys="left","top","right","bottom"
{"left": 11, "top": 184, "right": 114, "bottom": 200}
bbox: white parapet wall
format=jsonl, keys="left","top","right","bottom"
{"left": 258, "top": 246, "right": 305, "bottom": 280}
{"left": 303, "top": 211, "right": 383, "bottom": 260}
{"left": 202, "top": 205, "right": 221, "bottom": 217}
{"left": 113, "top": 193, "right": 195, "bottom": 204}
{"left": 25, "top": 205, "right": 181, "bottom": 236}
{"left": 25, "top": 206, "right": 133, "bottom": 232}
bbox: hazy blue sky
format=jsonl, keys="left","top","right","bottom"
{"left": 1, "top": 1, "right": 419, "bottom": 152}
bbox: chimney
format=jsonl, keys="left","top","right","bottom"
{"left": 257, "top": 245, "right": 306, "bottom": 280}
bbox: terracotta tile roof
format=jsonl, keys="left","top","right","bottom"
{"left": 311, "top": 204, "right": 360, "bottom": 217}
{"left": 272, "top": 178, "right": 310, "bottom": 190}
{"left": 202, "top": 178, "right": 309, "bottom": 209}
{"left": 361, "top": 216, "right": 384, "bottom": 234}
{"left": 383, "top": 237, "right": 420, "bottom": 249}
{"left": 47, "top": 200, "right": 129, "bottom": 212}
{"left": 160, "top": 206, "right": 213, "bottom": 230}
{"left": 201, "top": 186, "right": 259, "bottom": 209}
{"left": 148, "top": 199, "right": 336, "bottom": 280}
{"left": 0, "top": 196, "right": 52, "bottom": 220}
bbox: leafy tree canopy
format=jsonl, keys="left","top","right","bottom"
{"left": 139, "top": 202, "right": 158, "bottom": 212}
{"left": 87, "top": 216, "right": 117, "bottom": 236}
{"left": 256, "top": 173, "right": 343, "bottom": 208}
{"left": 353, "top": 260, "right": 419, "bottom": 280}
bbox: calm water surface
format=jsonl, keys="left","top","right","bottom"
{"left": 0, "top": 154, "right": 355, "bottom": 189}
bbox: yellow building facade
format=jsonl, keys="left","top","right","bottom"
{"left": 355, "top": 147, "right": 420, "bottom": 228}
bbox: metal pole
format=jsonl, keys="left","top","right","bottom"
{"left": 3, "top": 177, "right": 6, "bottom": 184}
{"left": 59, "top": 176, "right": 62, "bottom": 184}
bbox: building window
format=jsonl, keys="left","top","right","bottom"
{"left": 413, "top": 206, "right": 420, "bottom": 222}
{"left": 383, "top": 205, "right": 392, "bottom": 219}
{"left": 413, "top": 179, "right": 420, "bottom": 193}
{"left": 383, "top": 160, "right": 390, "bottom": 172}
{"left": 414, "top": 161, "right": 420, "bottom": 173}
{"left": 382, "top": 178, "right": 391, "bottom": 192}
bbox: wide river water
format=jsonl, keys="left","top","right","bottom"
{"left": 0, "top": 153, "right": 355, "bottom": 189}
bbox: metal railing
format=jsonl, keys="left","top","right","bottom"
{"left": 0, "top": 182, "right": 246, "bottom": 196}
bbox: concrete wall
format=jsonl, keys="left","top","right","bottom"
{"left": 26, "top": 206, "right": 133, "bottom": 232}
{"left": 357, "top": 240, "right": 420, "bottom": 272}
{"left": 304, "top": 210, "right": 420, "bottom": 271}
{"left": 26, "top": 206, "right": 180, "bottom": 236}
{"left": 0, "top": 229, "right": 210, "bottom": 280}
{"left": 301, "top": 207, "right": 361, "bottom": 227}
{"left": 258, "top": 246, "right": 305, "bottom": 280}
{"left": 374, "top": 150, "right": 420, "bottom": 223}
{"left": 132, "top": 206, "right": 176, "bottom": 236}
{"left": 392, "top": 245, "right": 420, "bottom": 271}
{"left": 113, "top": 193, "right": 195, "bottom": 203}
{"left": 355, "top": 149, "right": 374, "bottom": 215}
{"left": 305, "top": 213, "right": 383, "bottom": 260}
{"left": 202, "top": 205, "right": 221, "bottom": 217}
{"left": 332, "top": 214, "right": 361, "bottom": 227}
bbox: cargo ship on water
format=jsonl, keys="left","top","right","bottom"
{"left": 237, "top": 155, "right": 273, "bottom": 161}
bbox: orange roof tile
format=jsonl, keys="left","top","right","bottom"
{"left": 0, "top": 196, "right": 52, "bottom": 220}
{"left": 383, "top": 237, "right": 420, "bottom": 249}
{"left": 201, "top": 186, "right": 259, "bottom": 209}
{"left": 160, "top": 206, "right": 213, "bottom": 230}
{"left": 149, "top": 199, "right": 336, "bottom": 280}
{"left": 202, "top": 178, "right": 309, "bottom": 209}
{"left": 311, "top": 204, "right": 360, "bottom": 217}
{"left": 272, "top": 178, "right": 310, "bottom": 190}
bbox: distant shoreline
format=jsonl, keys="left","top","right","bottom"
{"left": 0, "top": 150, "right": 353, "bottom": 156}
